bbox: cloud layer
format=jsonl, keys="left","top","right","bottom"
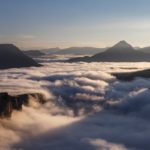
{"left": 1, "top": 61, "right": 150, "bottom": 149}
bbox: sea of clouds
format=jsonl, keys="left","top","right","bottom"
{"left": 1, "top": 60, "right": 150, "bottom": 150}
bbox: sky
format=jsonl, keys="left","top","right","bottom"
{"left": 0, "top": 0, "right": 150, "bottom": 49}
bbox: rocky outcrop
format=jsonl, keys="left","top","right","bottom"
{"left": 0, "top": 93, "right": 47, "bottom": 118}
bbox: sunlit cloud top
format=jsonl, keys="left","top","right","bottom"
{"left": 0, "top": 0, "right": 150, "bottom": 49}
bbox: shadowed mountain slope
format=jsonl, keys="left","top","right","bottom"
{"left": 0, "top": 44, "right": 40, "bottom": 69}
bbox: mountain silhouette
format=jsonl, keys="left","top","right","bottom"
{"left": 68, "top": 41, "right": 150, "bottom": 62}
{"left": 0, "top": 44, "right": 40, "bottom": 69}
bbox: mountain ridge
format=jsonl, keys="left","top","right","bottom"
{"left": 68, "top": 41, "right": 150, "bottom": 62}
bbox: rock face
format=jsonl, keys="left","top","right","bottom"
{"left": 0, "top": 44, "right": 41, "bottom": 69}
{"left": 0, "top": 93, "right": 46, "bottom": 118}
{"left": 68, "top": 41, "right": 150, "bottom": 62}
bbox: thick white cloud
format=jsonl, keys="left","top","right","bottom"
{"left": 0, "top": 61, "right": 150, "bottom": 149}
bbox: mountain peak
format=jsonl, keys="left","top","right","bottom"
{"left": 105, "top": 40, "right": 134, "bottom": 53}
{"left": 118, "top": 40, "right": 128, "bottom": 44}
{"left": 114, "top": 40, "right": 132, "bottom": 48}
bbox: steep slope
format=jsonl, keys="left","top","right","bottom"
{"left": 0, "top": 44, "right": 40, "bottom": 69}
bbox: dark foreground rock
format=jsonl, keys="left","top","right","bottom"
{"left": 113, "top": 69, "right": 150, "bottom": 81}
{"left": 0, "top": 93, "right": 47, "bottom": 118}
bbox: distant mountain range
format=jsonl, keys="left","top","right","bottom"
{"left": 25, "top": 47, "right": 106, "bottom": 56}
{"left": 24, "top": 50, "right": 45, "bottom": 57}
{"left": 68, "top": 41, "right": 150, "bottom": 62}
{"left": 53, "top": 47, "right": 106, "bottom": 55}
{"left": 24, "top": 43, "right": 150, "bottom": 57}
{"left": 0, "top": 44, "right": 40, "bottom": 69}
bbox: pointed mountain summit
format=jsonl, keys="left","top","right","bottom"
{"left": 0, "top": 44, "right": 40, "bottom": 69}
{"left": 107, "top": 40, "right": 134, "bottom": 52}
{"left": 100, "top": 40, "right": 135, "bottom": 55}
{"left": 68, "top": 41, "right": 150, "bottom": 62}
{"left": 113, "top": 40, "right": 132, "bottom": 48}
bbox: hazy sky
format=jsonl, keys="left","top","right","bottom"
{"left": 0, "top": 0, "right": 150, "bottom": 49}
